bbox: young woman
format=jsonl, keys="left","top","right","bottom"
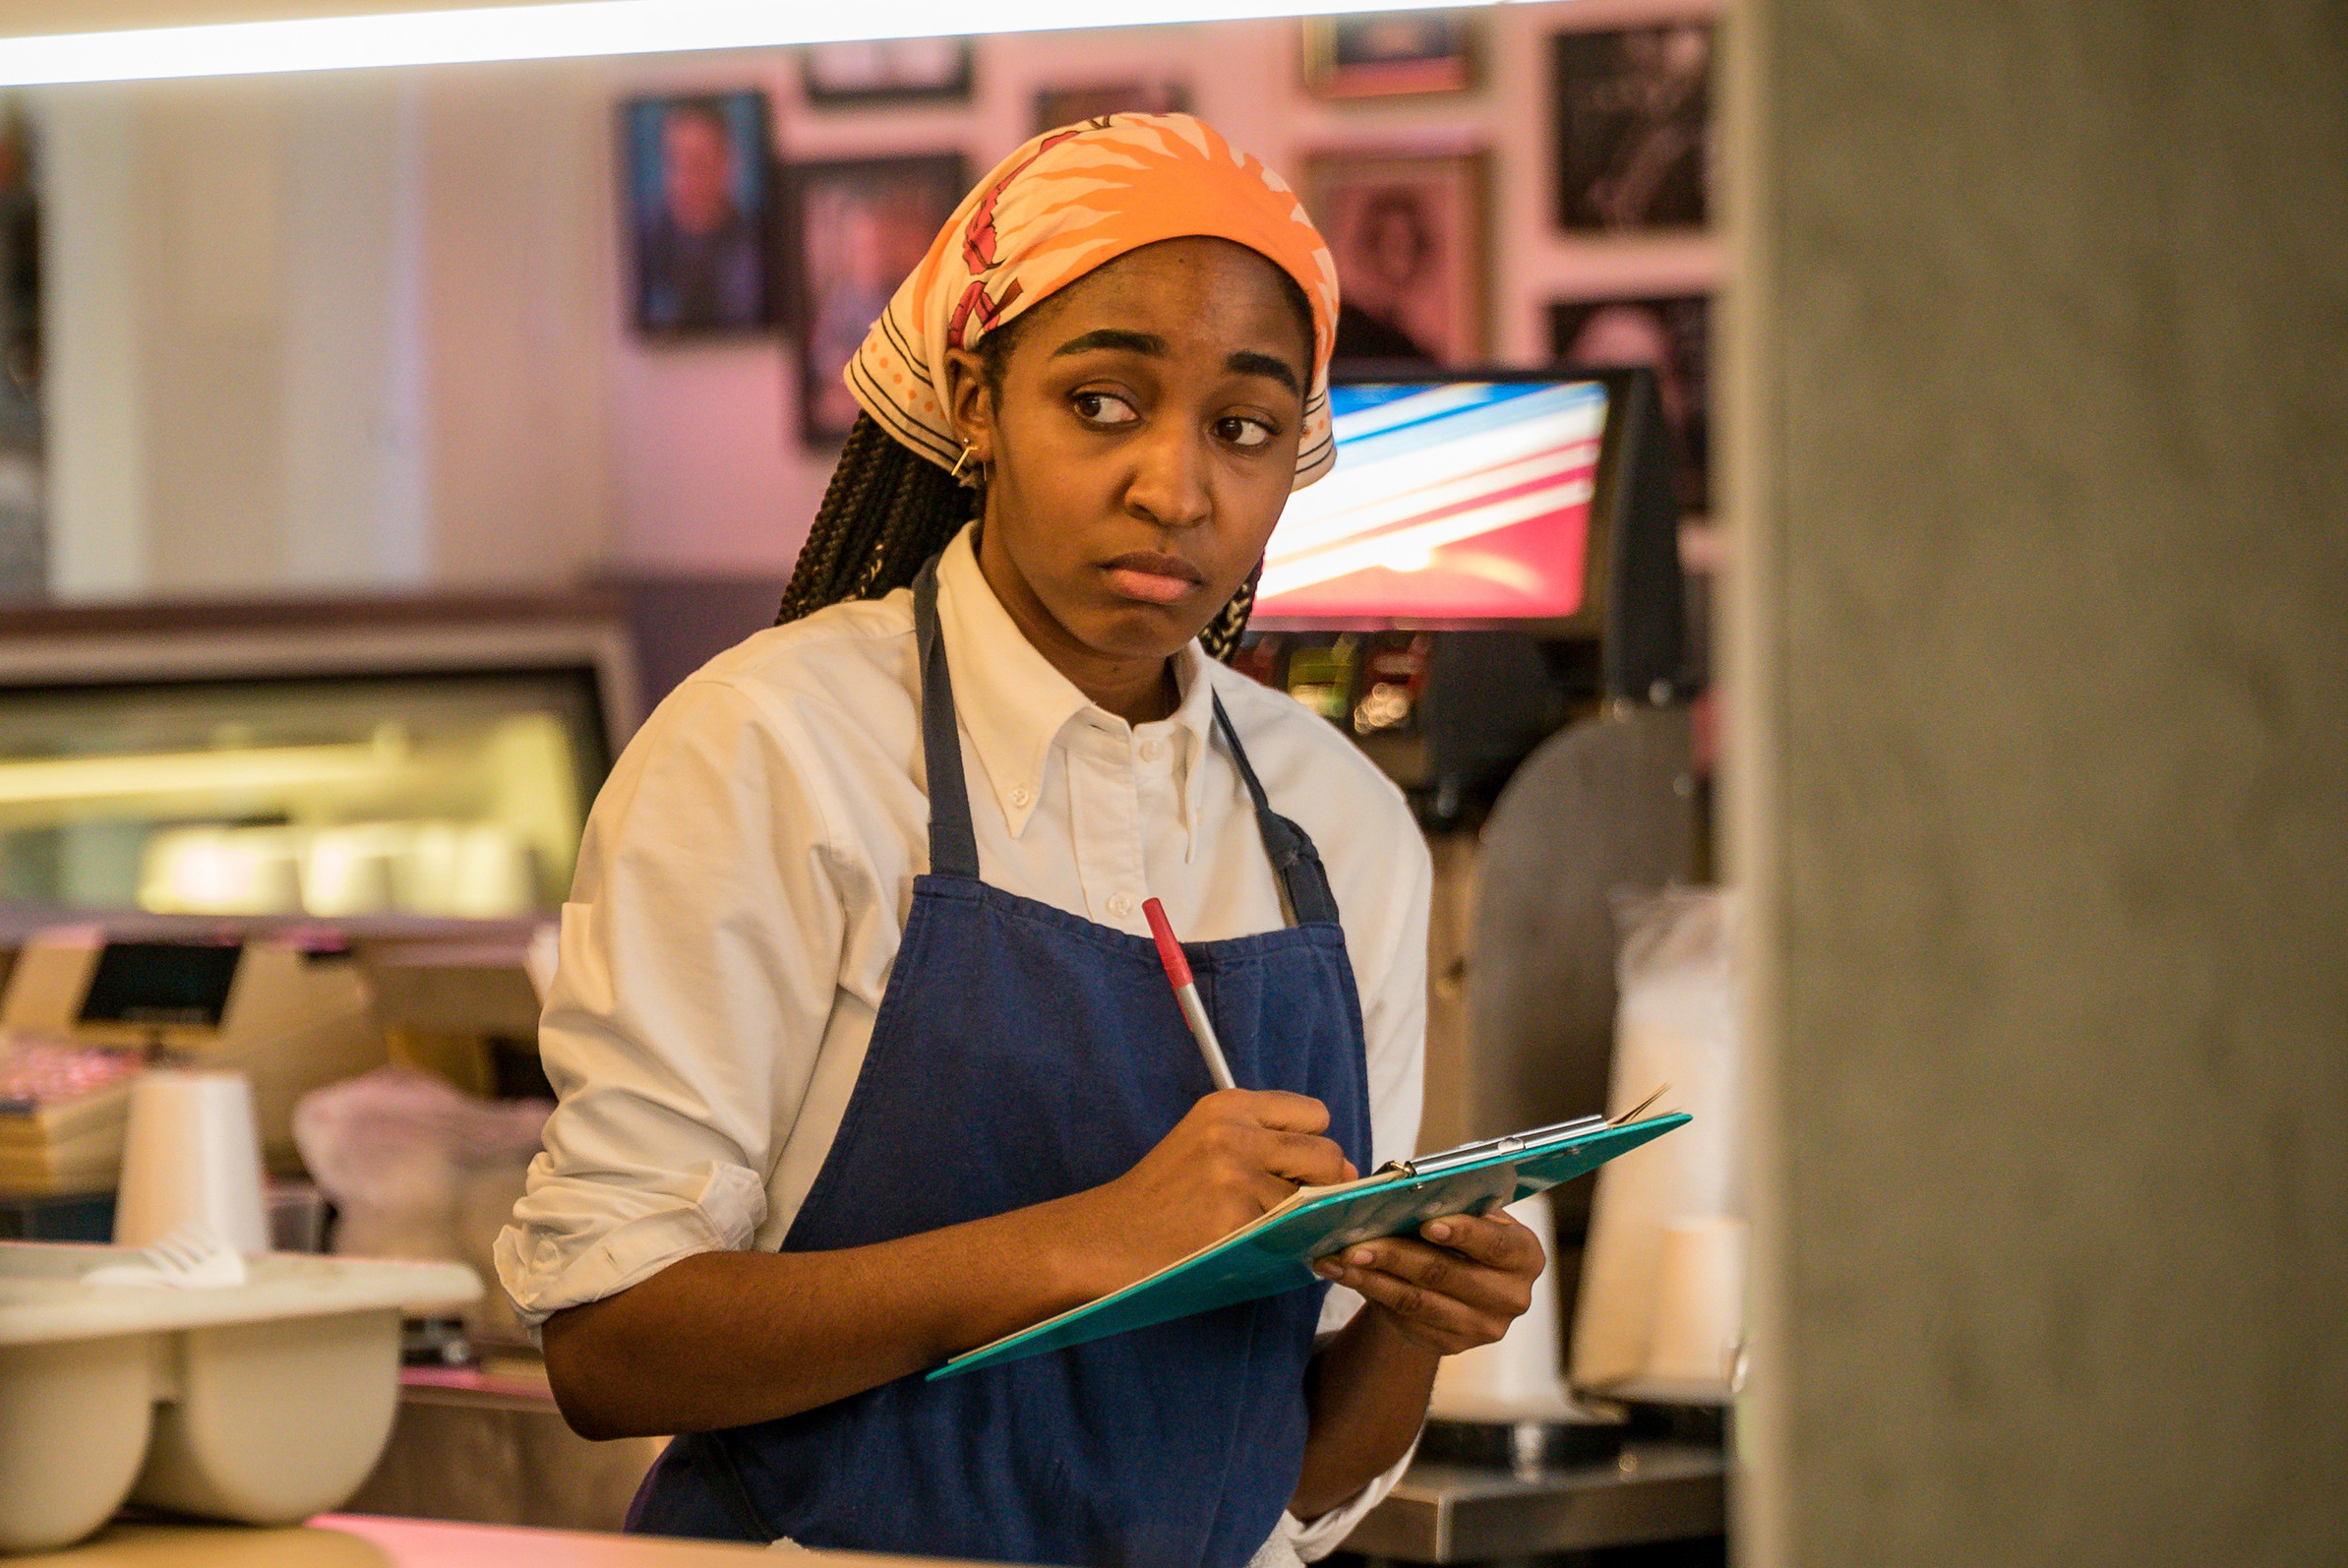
{"left": 498, "top": 115, "right": 1545, "bottom": 1567}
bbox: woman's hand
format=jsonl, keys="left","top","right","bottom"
{"left": 1063, "top": 1088, "right": 1355, "bottom": 1297}
{"left": 1289, "top": 1212, "right": 1545, "bottom": 1516}
{"left": 1310, "top": 1209, "right": 1546, "bottom": 1356}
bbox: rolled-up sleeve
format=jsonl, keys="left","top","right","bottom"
{"left": 495, "top": 678, "right": 845, "bottom": 1326}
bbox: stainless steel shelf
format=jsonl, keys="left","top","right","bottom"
{"left": 1342, "top": 1442, "right": 1726, "bottom": 1562}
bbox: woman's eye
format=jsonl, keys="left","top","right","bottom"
{"left": 1217, "top": 416, "right": 1276, "bottom": 450}
{"left": 1072, "top": 392, "right": 1139, "bottom": 426}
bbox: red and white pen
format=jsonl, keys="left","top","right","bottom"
{"left": 1142, "top": 896, "right": 1237, "bottom": 1092}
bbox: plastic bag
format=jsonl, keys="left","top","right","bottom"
{"left": 1569, "top": 887, "right": 1745, "bottom": 1394}
{"left": 292, "top": 1066, "right": 549, "bottom": 1338}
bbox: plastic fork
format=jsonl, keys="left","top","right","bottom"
{"left": 82, "top": 1223, "right": 249, "bottom": 1290}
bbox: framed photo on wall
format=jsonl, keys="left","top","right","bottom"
{"left": 786, "top": 153, "right": 968, "bottom": 447}
{"left": 1552, "top": 23, "right": 1715, "bottom": 232}
{"left": 1033, "top": 81, "right": 1189, "bottom": 135}
{"left": 1302, "top": 13, "right": 1477, "bottom": 97}
{"left": 1304, "top": 151, "right": 1487, "bottom": 366}
{"left": 622, "top": 90, "right": 775, "bottom": 335}
{"left": 1551, "top": 294, "right": 1713, "bottom": 513}
{"left": 801, "top": 38, "right": 974, "bottom": 106}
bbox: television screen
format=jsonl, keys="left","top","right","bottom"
{"left": 1255, "top": 379, "right": 1611, "bottom": 623}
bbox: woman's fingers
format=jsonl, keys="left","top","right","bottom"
{"left": 1196, "top": 1114, "right": 1349, "bottom": 1189}
{"left": 1244, "top": 1168, "right": 1305, "bottom": 1214}
{"left": 1311, "top": 1213, "right": 1550, "bottom": 1353}
{"left": 1319, "top": 1251, "right": 1492, "bottom": 1352}
{"left": 1216, "top": 1087, "right": 1331, "bottom": 1133}
{"left": 1360, "top": 1236, "right": 1531, "bottom": 1315}
{"left": 1261, "top": 1129, "right": 1355, "bottom": 1188}
{"left": 1420, "top": 1211, "right": 1543, "bottom": 1272}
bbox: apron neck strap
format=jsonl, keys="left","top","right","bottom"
{"left": 914, "top": 557, "right": 983, "bottom": 880}
{"left": 912, "top": 553, "right": 1341, "bottom": 927}
{"left": 1209, "top": 694, "right": 1343, "bottom": 927}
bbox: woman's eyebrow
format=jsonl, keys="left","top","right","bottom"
{"left": 1052, "top": 329, "right": 1167, "bottom": 359}
{"left": 1227, "top": 350, "right": 1302, "bottom": 397}
{"left": 1050, "top": 331, "right": 1303, "bottom": 397}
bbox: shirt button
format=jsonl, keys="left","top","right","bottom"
{"left": 1107, "top": 893, "right": 1134, "bottom": 919}
{"left": 1008, "top": 785, "right": 1032, "bottom": 809}
{"left": 1140, "top": 739, "right": 1165, "bottom": 761}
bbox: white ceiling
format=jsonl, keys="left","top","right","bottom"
{"left": 0, "top": 0, "right": 541, "bottom": 37}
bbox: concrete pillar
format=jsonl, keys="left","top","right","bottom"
{"left": 1725, "top": 3, "right": 2348, "bottom": 1564}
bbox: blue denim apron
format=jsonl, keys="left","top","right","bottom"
{"left": 627, "top": 558, "right": 1373, "bottom": 1567}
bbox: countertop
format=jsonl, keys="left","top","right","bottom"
{"left": 1345, "top": 1441, "right": 1727, "bottom": 1561}
{"left": 11, "top": 1515, "right": 885, "bottom": 1566}
{"left": 16, "top": 1449, "right": 1726, "bottom": 1566}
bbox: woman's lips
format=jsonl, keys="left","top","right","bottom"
{"left": 1102, "top": 552, "right": 1205, "bottom": 606}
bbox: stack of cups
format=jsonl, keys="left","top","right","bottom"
{"left": 113, "top": 1069, "right": 271, "bottom": 1254}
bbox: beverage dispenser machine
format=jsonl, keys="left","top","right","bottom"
{"left": 1237, "top": 366, "right": 1685, "bottom": 828}
{"left": 1237, "top": 365, "right": 1707, "bottom": 1449}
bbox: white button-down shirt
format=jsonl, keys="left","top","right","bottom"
{"left": 497, "top": 526, "right": 1430, "bottom": 1556}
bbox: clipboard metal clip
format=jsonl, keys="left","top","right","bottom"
{"left": 1371, "top": 1087, "right": 1670, "bottom": 1181}
{"left": 1380, "top": 1113, "right": 1609, "bottom": 1180}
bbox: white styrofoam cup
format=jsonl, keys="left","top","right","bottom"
{"left": 112, "top": 1069, "right": 271, "bottom": 1254}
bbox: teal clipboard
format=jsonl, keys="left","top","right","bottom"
{"left": 929, "top": 1108, "right": 1690, "bottom": 1380}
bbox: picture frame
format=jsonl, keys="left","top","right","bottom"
{"left": 1302, "top": 13, "right": 1477, "bottom": 98}
{"left": 1551, "top": 294, "right": 1713, "bottom": 514}
{"left": 801, "top": 38, "right": 974, "bottom": 106}
{"left": 1552, "top": 23, "right": 1715, "bottom": 232}
{"left": 785, "top": 153, "right": 969, "bottom": 448}
{"left": 1032, "top": 80, "right": 1190, "bottom": 136}
{"left": 621, "top": 90, "right": 776, "bottom": 336}
{"left": 1304, "top": 150, "right": 1487, "bottom": 367}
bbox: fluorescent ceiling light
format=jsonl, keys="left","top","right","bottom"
{"left": 0, "top": 0, "right": 1479, "bottom": 88}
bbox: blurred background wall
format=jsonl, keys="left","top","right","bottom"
{"left": 40, "top": 63, "right": 615, "bottom": 596}
{"left": 1725, "top": 2, "right": 2348, "bottom": 1563}
{"left": 31, "top": 0, "right": 1719, "bottom": 598}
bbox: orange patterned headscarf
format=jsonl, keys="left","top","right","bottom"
{"left": 846, "top": 114, "right": 1342, "bottom": 491}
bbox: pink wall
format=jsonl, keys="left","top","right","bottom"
{"left": 600, "top": 0, "right": 1720, "bottom": 577}
{"left": 33, "top": 1, "right": 1718, "bottom": 600}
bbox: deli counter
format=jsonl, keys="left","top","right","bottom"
{"left": 0, "top": 593, "right": 635, "bottom": 925}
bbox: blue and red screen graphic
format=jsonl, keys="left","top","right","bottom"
{"left": 1255, "top": 380, "right": 1608, "bottom": 621}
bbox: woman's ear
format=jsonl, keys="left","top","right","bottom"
{"left": 942, "top": 347, "right": 994, "bottom": 467}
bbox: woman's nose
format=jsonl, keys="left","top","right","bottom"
{"left": 1123, "top": 423, "right": 1213, "bottom": 529}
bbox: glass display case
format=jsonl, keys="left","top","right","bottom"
{"left": 0, "top": 596, "right": 634, "bottom": 920}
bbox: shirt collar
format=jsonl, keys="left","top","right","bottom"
{"left": 934, "top": 525, "right": 1221, "bottom": 847}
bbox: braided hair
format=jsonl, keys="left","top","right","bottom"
{"left": 775, "top": 267, "right": 1310, "bottom": 664}
{"left": 772, "top": 412, "right": 978, "bottom": 626}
